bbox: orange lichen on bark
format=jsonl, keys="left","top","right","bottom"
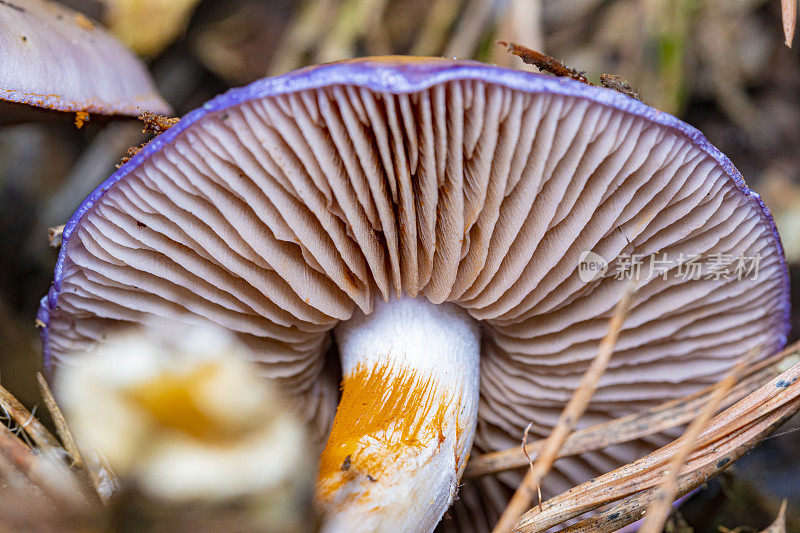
{"left": 317, "top": 361, "right": 455, "bottom": 501}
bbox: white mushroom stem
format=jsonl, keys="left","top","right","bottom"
{"left": 317, "top": 296, "right": 481, "bottom": 532}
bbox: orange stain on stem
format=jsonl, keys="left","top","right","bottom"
{"left": 317, "top": 361, "right": 454, "bottom": 501}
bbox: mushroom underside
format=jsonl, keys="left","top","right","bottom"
{"left": 42, "top": 65, "right": 787, "bottom": 528}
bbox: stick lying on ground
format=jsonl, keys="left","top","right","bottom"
{"left": 638, "top": 355, "right": 751, "bottom": 533}
{"left": 514, "top": 347, "right": 800, "bottom": 532}
{"left": 497, "top": 41, "right": 588, "bottom": 83}
{"left": 465, "top": 339, "right": 800, "bottom": 478}
{"left": 491, "top": 285, "right": 635, "bottom": 533}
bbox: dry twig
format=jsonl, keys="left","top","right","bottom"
{"left": 491, "top": 284, "right": 635, "bottom": 533}
{"left": 760, "top": 499, "right": 788, "bottom": 533}
{"left": 520, "top": 422, "right": 534, "bottom": 473}
{"left": 638, "top": 354, "right": 752, "bottom": 533}
{"left": 36, "top": 374, "right": 79, "bottom": 467}
{"left": 0, "top": 383, "right": 60, "bottom": 450}
{"left": 465, "top": 338, "right": 800, "bottom": 478}
{"left": 37, "top": 373, "right": 105, "bottom": 503}
{"left": 515, "top": 352, "right": 800, "bottom": 532}
{"left": 497, "top": 41, "right": 588, "bottom": 83}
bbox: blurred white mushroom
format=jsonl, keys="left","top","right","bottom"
{"left": 56, "top": 324, "right": 314, "bottom": 530}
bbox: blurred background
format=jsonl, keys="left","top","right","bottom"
{"left": 1, "top": 0, "right": 798, "bottom": 530}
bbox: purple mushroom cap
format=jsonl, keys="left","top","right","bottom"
{"left": 0, "top": 0, "right": 170, "bottom": 116}
{"left": 38, "top": 57, "right": 791, "bottom": 528}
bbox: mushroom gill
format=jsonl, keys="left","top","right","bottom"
{"left": 39, "top": 58, "right": 789, "bottom": 532}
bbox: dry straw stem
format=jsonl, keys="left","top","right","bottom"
{"left": 37, "top": 373, "right": 104, "bottom": 503}
{"left": 411, "top": 0, "right": 464, "bottom": 56}
{"left": 412, "top": 0, "right": 464, "bottom": 55}
{"left": 638, "top": 354, "right": 751, "bottom": 533}
{"left": 0, "top": 423, "right": 37, "bottom": 475}
{"left": 491, "top": 0, "right": 543, "bottom": 67}
{"left": 0, "top": 378, "right": 102, "bottom": 512}
{"left": 0, "top": 382, "right": 60, "bottom": 450}
{"left": 491, "top": 284, "right": 635, "bottom": 533}
{"left": 515, "top": 348, "right": 800, "bottom": 532}
{"left": 783, "top": 0, "right": 797, "bottom": 47}
{"left": 267, "top": 0, "right": 337, "bottom": 75}
{"left": 444, "top": 0, "right": 495, "bottom": 58}
{"left": 37, "top": 374, "right": 82, "bottom": 468}
{"left": 760, "top": 499, "right": 788, "bottom": 533}
{"left": 465, "top": 338, "right": 800, "bottom": 478}
{"left": 315, "top": 0, "right": 390, "bottom": 63}
{"left": 0, "top": 423, "right": 85, "bottom": 511}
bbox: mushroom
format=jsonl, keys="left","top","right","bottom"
{"left": 38, "top": 57, "right": 790, "bottom": 531}
{"left": 56, "top": 324, "right": 314, "bottom": 532}
{"left": 0, "top": 0, "right": 169, "bottom": 119}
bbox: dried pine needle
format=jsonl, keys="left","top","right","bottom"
{"left": 466, "top": 338, "right": 800, "bottom": 478}
{"left": 491, "top": 284, "right": 635, "bottom": 533}
{"left": 515, "top": 354, "right": 800, "bottom": 532}
{"left": 783, "top": 0, "right": 796, "bottom": 47}
{"left": 0, "top": 383, "right": 59, "bottom": 450}
{"left": 638, "top": 354, "right": 752, "bottom": 533}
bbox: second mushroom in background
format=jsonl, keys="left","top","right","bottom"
{"left": 0, "top": 0, "right": 170, "bottom": 120}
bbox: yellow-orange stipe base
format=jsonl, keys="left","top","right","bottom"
{"left": 319, "top": 296, "right": 480, "bottom": 532}
{"left": 318, "top": 361, "right": 461, "bottom": 503}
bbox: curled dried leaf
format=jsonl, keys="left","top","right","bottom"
{"left": 497, "top": 41, "right": 588, "bottom": 83}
